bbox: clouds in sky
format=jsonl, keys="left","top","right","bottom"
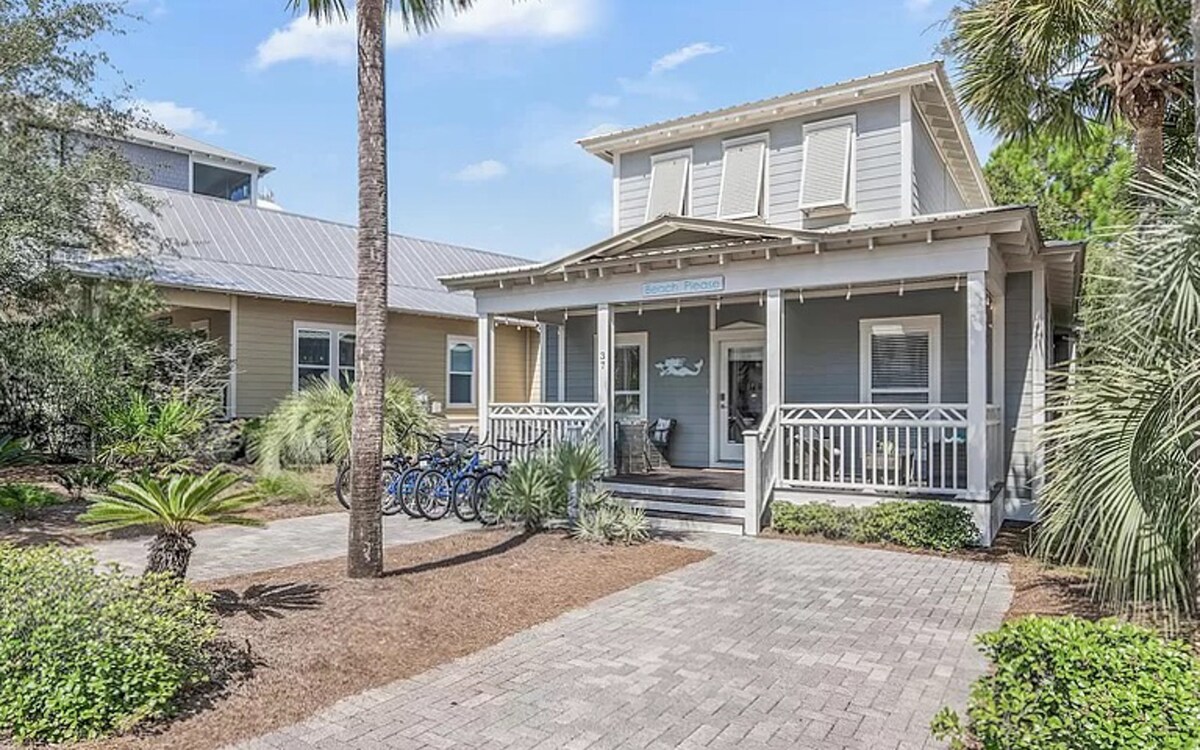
{"left": 649, "top": 42, "right": 724, "bottom": 75}
{"left": 136, "top": 99, "right": 222, "bottom": 135}
{"left": 253, "top": 0, "right": 599, "bottom": 69}
{"left": 904, "top": 0, "right": 935, "bottom": 13}
{"left": 453, "top": 159, "right": 508, "bottom": 182}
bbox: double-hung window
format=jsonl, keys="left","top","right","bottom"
{"left": 859, "top": 316, "right": 941, "bottom": 404}
{"left": 447, "top": 336, "right": 476, "bottom": 407}
{"left": 613, "top": 332, "right": 648, "bottom": 420}
{"left": 295, "top": 323, "right": 356, "bottom": 390}
{"left": 645, "top": 149, "right": 691, "bottom": 221}
{"left": 718, "top": 134, "right": 768, "bottom": 219}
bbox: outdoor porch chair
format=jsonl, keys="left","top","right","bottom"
{"left": 646, "top": 418, "right": 675, "bottom": 469}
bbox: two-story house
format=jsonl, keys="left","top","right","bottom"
{"left": 101, "top": 127, "right": 543, "bottom": 430}
{"left": 441, "top": 61, "right": 1083, "bottom": 544}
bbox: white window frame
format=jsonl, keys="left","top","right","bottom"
{"left": 717, "top": 132, "right": 769, "bottom": 220}
{"left": 644, "top": 147, "right": 693, "bottom": 222}
{"left": 446, "top": 335, "right": 477, "bottom": 408}
{"left": 858, "top": 315, "right": 941, "bottom": 404}
{"left": 293, "top": 321, "right": 357, "bottom": 392}
{"left": 612, "top": 331, "right": 648, "bottom": 421}
{"left": 798, "top": 115, "right": 856, "bottom": 213}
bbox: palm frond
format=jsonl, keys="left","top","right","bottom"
{"left": 81, "top": 468, "right": 263, "bottom": 535}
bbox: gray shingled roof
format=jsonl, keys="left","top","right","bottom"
{"left": 133, "top": 188, "right": 525, "bottom": 318}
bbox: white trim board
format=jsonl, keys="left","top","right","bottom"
{"left": 709, "top": 324, "right": 766, "bottom": 466}
{"left": 292, "top": 320, "right": 356, "bottom": 393}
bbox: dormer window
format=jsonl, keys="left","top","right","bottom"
{"left": 644, "top": 148, "right": 691, "bottom": 221}
{"left": 717, "top": 134, "right": 767, "bottom": 220}
{"left": 799, "top": 115, "right": 855, "bottom": 213}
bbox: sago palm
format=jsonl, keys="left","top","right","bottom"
{"left": 1037, "top": 167, "right": 1200, "bottom": 623}
{"left": 81, "top": 468, "right": 263, "bottom": 579}
{"left": 285, "top": 0, "right": 480, "bottom": 578}
{"left": 945, "top": 0, "right": 1192, "bottom": 179}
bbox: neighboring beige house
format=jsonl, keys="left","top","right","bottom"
{"left": 104, "top": 128, "right": 541, "bottom": 429}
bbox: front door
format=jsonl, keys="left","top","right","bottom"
{"left": 717, "top": 339, "right": 764, "bottom": 462}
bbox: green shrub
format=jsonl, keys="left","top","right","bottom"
{"left": 255, "top": 470, "right": 321, "bottom": 505}
{"left": 0, "top": 545, "right": 216, "bottom": 743}
{"left": 0, "top": 435, "right": 35, "bottom": 469}
{"left": 486, "top": 454, "right": 562, "bottom": 531}
{"left": 573, "top": 491, "right": 650, "bottom": 545}
{"left": 770, "top": 501, "right": 860, "bottom": 539}
{"left": 932, "top": 616, "right": 1200, "bottom": 750}
{"left": 770, "top": 500, "right": 978, "bottom": 550}
{"left": 855, "top": 501, "right": 978, "bottom": 550}
{"left": 0, "top": 483, "right": 60, "bottom": 520}
{"left": 95, "top": 393, "right": 213, "bottom": 472}
{"left": 250, "top": 377, "right": 437, "bottom": 474}
{"left": 54, "top": 464, "right": 118, "bottom": 501}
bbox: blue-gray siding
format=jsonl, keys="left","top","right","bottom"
{"left": 116, "top": 140, "right": 190, "bottom": 192}
{"left": 912, "top": 115, "right": 965, "bottom": 215}
{"left": 543, "top": 325, "right": 560, "bottom": 401}
{"left": 784, "top": 288, "right": 967, "bottom": 403}
{"left": 1004, "top": 272, "right": 1034, "bottom": 517}
{"left": 617, "top": 98, "right": 902, "bottom": 232}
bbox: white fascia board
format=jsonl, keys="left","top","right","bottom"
{"left": 474, "top": 235, "right": 990, "bottom": 315}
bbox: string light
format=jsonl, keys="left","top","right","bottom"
{"left": 759, "top": 292, "right": 764, "bottom": 307}
{"left": 798, "top": 288, "right": 805, "bottom": 304}
{"left": 954, "top": 275, "right": 961, "bottom": 292}
{"left": 716, "top": 297, "right": 722, "bottom": 310}
{"left": 898, "top": 279, "right": 905, "bottom": 297}
{"left": 846, "top": 285, "right": 853, "bottom": 301}
{"left": 675, "top": 299, "right": 681, "bottom": 314}
{"left": 637, "top": 302, "right": 643, "bottom": 316}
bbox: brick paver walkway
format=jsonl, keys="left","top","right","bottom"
{"left": 234, "top": 535, "right": 1010, "bottom": 750}
{"left": 89, "top": 513, "right": 467, "bottom": 581}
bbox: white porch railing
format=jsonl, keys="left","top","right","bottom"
{"left": 743, "top": 404, "right": 781, "bottom": 535}
{"left": 486, "top": 403, "right": 605, "bottom": 459}
{"left": 986, "top": 404, "right": 1003, "bottom": 490}
{"left": 777, "top": 404, "right": 990, "bottom": 495}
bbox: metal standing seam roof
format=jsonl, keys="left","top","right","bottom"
{"left": 131, "top": 187, "right": 529, "bottom": 319}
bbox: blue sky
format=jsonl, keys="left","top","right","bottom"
{"left": 111, "top": 0, "right": 988, "bottom": 261}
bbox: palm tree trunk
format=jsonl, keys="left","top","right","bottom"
{"left": 1192, "top": 0, "right": 1200, "bottom": 619}
{"left": 347, "top": 0, "right": 388, "bottom": 579}
{"left": 1131, "top": 93, "right": 1166, "bottom": 182}
{"left": 145, "top": 530, "right": 196, "bottom": 579}
{"left": 1194, "top": 0, "right": 1200, "bottom": 167}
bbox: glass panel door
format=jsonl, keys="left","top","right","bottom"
{"left": 718, "top": 340, "right": 764, "bottom": 462}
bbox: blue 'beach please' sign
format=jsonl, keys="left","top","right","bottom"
{"left": 641, "top": 276, "right": 725, "bottom": 298}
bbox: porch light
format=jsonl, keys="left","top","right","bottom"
{"left": 564, "top": 308, "right": 570, "bottom": 321}
{"left": 898, "top": 279, "right": 905, "bottom": 297}
{"left": 846, "top": 285, "right": 853, "bottom": 300}
{"left": 716, "top": 297, "right": 722, "bottom": 310}
{"left": 758, "top": 292, "right": 764, "bottom": 307}
{"left": 798, "top": 288, "right": 804, "bottom": 303}
{"left": 638, "top": 302, "right": 644, "bottom": 316}
{"left": 675, "top": 299, "right": 681, "bottom": 314}
{"left": 954, "top": 275, "right": 961, "bottom": 292}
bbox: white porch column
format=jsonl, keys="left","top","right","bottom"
{"left": 991, "top": 285, "right": 1006, "bottom": 493}
{"left": 1030, "top": 263, "right": 1048, "bottom": 498}
{"left": 596, "top": 303, "right": 614, "bottom": 471}
{"left": 476, "top": 313, "right": 493, "bottom": 440}
{"left": 556, "top": 323, "right": 566, "bottom": 403}
{"left": 966, "top": 271, "right": 989, "bottom": 500}
{"left": 765, "top": 289, "right": 784, "bottom": 411}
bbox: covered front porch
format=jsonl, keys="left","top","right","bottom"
{"left": 445, "top": 213, "right": 1064, "bottom": 544}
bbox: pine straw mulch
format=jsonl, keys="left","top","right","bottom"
{"left": 77, "top": 529, "right": 710, "bottom": 750}
{"left": 763, "top": 521, "right": 1105, "bottom": 622}
{"left": 0, "top": 466, "right": 342, "bottom": 548}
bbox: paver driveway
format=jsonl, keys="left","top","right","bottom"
{"left": 235, "top": 535, "right": 1010, "bottom": 750}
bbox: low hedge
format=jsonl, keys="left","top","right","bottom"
{"left": 932, "top": 616, "right": 1200, "bottom": 750}
{"left": 771, "top": 500, "right": 978, "bottom": 550}
{"left": 0, "top": 544, "right": 216, "bottom": 743}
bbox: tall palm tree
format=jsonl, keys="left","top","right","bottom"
{"left": 945, "top": 0, "right": 1191, "bottom": 181}
{"left": 287, "top": 0, "right": 476, "bottom": 578}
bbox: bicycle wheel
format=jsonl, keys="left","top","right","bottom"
{"left": 452, "top": 474, "right": 479, "bottom": 522}
{"left": 416, "top": 469, "right": 451, "bottom": 520}
{"left": 336, "top": 462, "right": 398, "bottom": 513}
{"left": 398, "top": 466, "right": 425, "bottom": 518}
{"left": 379, "top": 464, "right": 404, "bottom": 516}
{"left": 334, "top": 462, "right": 351, "bottom": 510}
{"left": 474, "top": 470, "right": 505, "bottom": 526}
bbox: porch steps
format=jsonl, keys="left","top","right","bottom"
{"left": 602, "top": 481, "right": 747, "bottom": 535}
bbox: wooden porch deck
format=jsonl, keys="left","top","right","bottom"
{"left": 606, "top": 467, "right": 744, "bottom": 493}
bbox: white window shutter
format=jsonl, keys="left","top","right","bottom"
{"left": 717, "top": 139, "right": 766, "bottom": 219}
{"left": 644, "top": 153, "right": 689, "bottom": 221}
{"left": 800, "top": 119, "right": 854, "bottom": 210}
